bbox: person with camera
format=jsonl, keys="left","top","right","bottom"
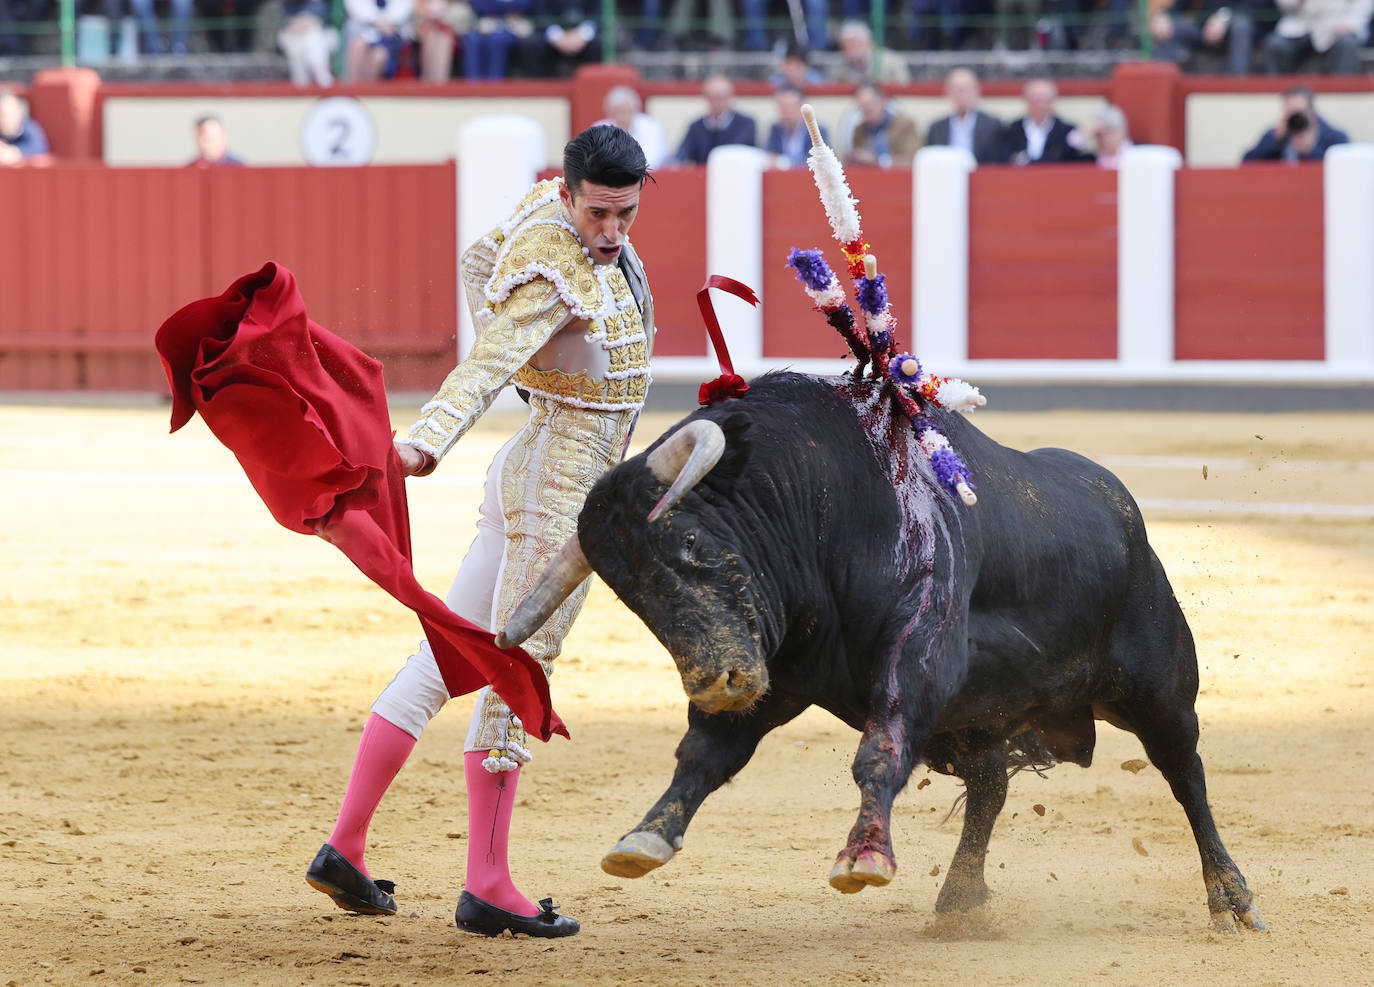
{"left": 1242, "top": 87, "right": 1350, "bottom": 163}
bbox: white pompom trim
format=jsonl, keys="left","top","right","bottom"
{"left": 806, "top": 143, "right": 861, "bottom": 245}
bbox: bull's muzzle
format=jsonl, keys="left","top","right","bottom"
{"left": 686, "top": 665, "right": 768, "bottom": 714}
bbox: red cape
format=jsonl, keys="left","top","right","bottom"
{"left": 155, "top": 262, "right": 567, "bottom": 742}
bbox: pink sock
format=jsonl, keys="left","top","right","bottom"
{"left": 464, "top": 750, "right": 537, "bottom": 916}
{"left": 327, "top": 713, "right": 417, "bottom": 878}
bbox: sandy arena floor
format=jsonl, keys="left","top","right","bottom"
{"left": 1, "top": 399, "right": 1372, "bottom": 986}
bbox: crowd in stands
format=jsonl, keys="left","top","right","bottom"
{"left": 627, "top": 64, "right": 1350, "bottom": 171}
{"left": 1, "top": 0, "right": 1371, "bottom": 79}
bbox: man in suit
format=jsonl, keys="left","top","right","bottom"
{"left": 845, "top": 82, "right": 920, "bottom": 169}
{"left": 676, "top": 73, "right": 758, "bottom": 165}
{"left": 925, "top": 67, "right": 1004, "bottom": 165}
{"left": 765, "top": 85, "right": 828, "bottom": 169}
{"left": 1002, "top": 78, "right": 1093, "bottom": 166}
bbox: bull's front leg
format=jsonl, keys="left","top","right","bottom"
{"left": 602, "top": 691, "right": 808, "bottom": 879}
{"left": 830, "top": 709, "right": 930, "bottom": 894}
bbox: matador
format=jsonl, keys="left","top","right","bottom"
{"left": 306, "top": 124, "right": 654, "bottom": 939}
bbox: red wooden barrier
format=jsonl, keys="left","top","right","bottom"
{"left": 1174, "top": 165, "right": 1324, "bottom": 361}
{"left": 0, "top": 163, "right": 457, "bottom": 392}
{"left": 968, "top": 166, "right": 1118, "bottom": 360}
{"left": 762, "top": 167, "right": 914, "bottom": 360}
{"left": 624, "top": 168, "right": 709, "bottom": 357}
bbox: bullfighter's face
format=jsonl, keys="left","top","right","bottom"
{"left": 580, "top": 473, "right": 771, "bottom": 714}
{"left": 560, "top": 179, "right": 641, "bottom": 266}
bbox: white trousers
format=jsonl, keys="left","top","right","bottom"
{"left": 370, "top": 434, "right": 516, "bottom": 745}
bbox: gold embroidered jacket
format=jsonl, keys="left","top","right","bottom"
{"left": 400, "top": 179, "right": 654, "bottom": 463}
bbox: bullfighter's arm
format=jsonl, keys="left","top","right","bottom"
{"left": 398, "top": 276, "right": 573, "bottom": 468}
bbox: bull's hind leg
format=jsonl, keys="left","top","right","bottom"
{"left": 926, "top": 732, "right": 1008, "bottom": 913}
{"left": 602, "top": 692, "right": 808, "bottom": 879}
{"left": 1109, "top": 567, "right": 1266, "bottom": 932}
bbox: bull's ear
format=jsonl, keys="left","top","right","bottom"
{"left": 706, "top": 412, "right": 752, "bottom": 488}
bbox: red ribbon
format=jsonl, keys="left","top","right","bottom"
{"left": 696, "top": 275, "right": 758, "bottom": 405}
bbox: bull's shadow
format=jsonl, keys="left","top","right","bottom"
{"left": 499, "top": 371, "right": 1265, "bottom": 933}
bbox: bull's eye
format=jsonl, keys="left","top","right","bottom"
{"left": 680, "top": 531, "right": 698, "bottom": 558}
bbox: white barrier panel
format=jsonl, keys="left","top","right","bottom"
{"left": 1118, "top": 145, "right": 1182, "bottom": 370}
{"left": 706, "top": 145, "right": 770, "bottom": 369}
{"left": 1324, "top": 143, "right": 1374, "bottom": 370}
{"left": 913, "top": 146, "right": 976, "bottom": 364}
{"left": 455, "top": 115, "right": 545, "bottom": 357}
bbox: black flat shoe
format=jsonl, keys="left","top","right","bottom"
{"left": 454, "top": 890, "right": 580, "bottom": 938}
{"left": 305, "top": 843, "right": 397, "bottom": 915}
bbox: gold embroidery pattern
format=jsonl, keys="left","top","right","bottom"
{"left": 469, "top": 398, "right": 636, "bottom": 752}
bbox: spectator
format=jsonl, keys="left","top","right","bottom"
{"left": 769, "top": 42, "right": 825, "bottom": 89}
{"left": 414, "top": 0, "right": 471, "bottom": 82}
{"left": 1262, "top": 0, "right": 1369, "bottom": 74}
{"left": 1151, "top": 0, "right": 1255, "bottom": 75}
{"left": 279, "top": 0, "right": 337, "bottom": 86}
{"left": 1242, "top": 86, "right": 1350, "bottom": 162}
{"left": 741, "top": 0, "right": 828, "bottom": 50}
{"left": 909, "top": 0, "right": 965, "bottom": 50}
{"left": 925, "top": 68, "right": 1004, "bottom": 165}
{"left": 665, "top": 0, "right": 733, "bottom": 49}
{"left": 1080, "top": 104, "right": 1132, "bottom": 169}
{"left": 1002, "top": 77, "right": 1093, "bottom": 165}
{"left": 832, "top": 20, "right": 912, "bottom": 84}
{"left": 188, "top": 115, "right": 245, "bottom": 167}
{"left": 597, "top": 85, "right": 670, "bottom": 169}
{"left": 208, "top": 0, "right": 261, "bottom": 52}
{"left": 523, "top": 0, "right": 600, "bottom": 77}
{"left": 765, "top": 85, "right": 828, "bottom": 169}
{"left": 345, "top": 0, "right": 416, "bottom": 80}
{"left": 846, "top": 82, "right": 920, "bottom": 168}
{"left": 0, "top": 0, "right": 34, "bottom": 55}
{"left": 105, "top": 0, "right": 193, "bottom": 55}
{"left": 675, "top": 74, "right": 758, "bottom": 164}
{"left": 462, "top": 0, "right": 531, "bottom": 79}
{"left": 0, "top": 91, "right": 48, "bottom": 166}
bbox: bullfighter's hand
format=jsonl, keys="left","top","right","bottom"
{"left": 395, "top": 441, "right": 432, "bottom": 476}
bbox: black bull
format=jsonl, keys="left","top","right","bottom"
{"left": 499, "top": 372, "right": 1265, "bottom": 932}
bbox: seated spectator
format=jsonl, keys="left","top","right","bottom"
{"left": 1002, "top": 77, "right": 1093, "bottom": 165}
{"left": 522, "top": 0, "right": 600, "bottom": 77}
{"left": 769, "top": 42, "right": 824, "bottom": 90}
{"left": 279, "top": 0, "right": 337, "bottom": 86}
{"left": 832, "top": 20, "right": 912, "bottom": 84}
{"left": 413, "top": 0, "right": 471, "bottom": 82}
{"left": 741, "top": 0, "right": 827, "bottom": 51}
{"left": 1263, "top": 0, "right": 1368, "bottom": 74}
{"left": 0, "top": 0, "right": 31, "bottom": 56}
{"left": 925, "top": 67, "right": 1004, "bottom": 165}
{"left": 345, "top": 0, "right": 416, "bottom": 80}
{"left": 909, "top": 0, "right": 965, "bottom": 50}
{"left": 188, "top": 115, "right": 245, "bottom": 167}
{"left": 676, "top": 74, "right": 758, "bottom": 165}
{"left": 846, "top": 82, "right": 920, "bottom": 169}
{"left": 766, "top": 85, "right": 828, "bottom": 169}
{"left": 208, "top": 0, "right": 261, "bottom": 52}
{"left": 1081, "top": 104, "right": 1132, "bottom": 169}
{"left": 0, "top": 91, "right": 48, "bottom": 166}
{"left": 597, "top": 85, "right": 669, "bottom": 169}
{"left": 463, "top": 0, "right": 531, "bottom": 79}
{"left": 1242, "top": 86, "right": 1350, "bottom": 162}
{"left": 105, "top": 0, "right": 193, "bottom": 55}
{"left": 1151, "top": 0, "right": 1255, "bottom": 75}
{"left": 665, "top": 0, "right": 733, "bottom": 49}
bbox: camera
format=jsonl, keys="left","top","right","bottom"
{"left": 1286, "top": 112, "right": 1311, "bottom": 134}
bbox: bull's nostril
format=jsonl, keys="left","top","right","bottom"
{"left": 726, "top": 669, "right": 748, "bottom": 693}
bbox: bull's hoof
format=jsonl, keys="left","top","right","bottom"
{"left": 1212, "top": 904, "right": 1266, "bottom": 934}
{"left": 828, "top": 850, "right": 895, "bottom": 894}
{"left": 601, "top": 831, "right": 676, "bottom": 879}
{"left": 934, "top": 874, "right": 990, "bottom": 914}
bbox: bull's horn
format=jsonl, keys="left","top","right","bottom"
{"left": 646, "top": 420, "right": 726, "bottom": 522}
{"left": 495, "top": 535, "right": 592, "bottom": 648}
